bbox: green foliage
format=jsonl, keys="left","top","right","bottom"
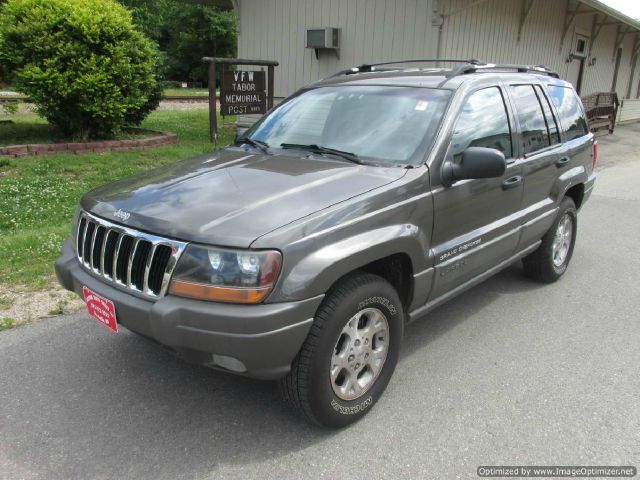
{"left": 1, "top": 101, "right": 18, "bottom": 115}
{"left": 118, "top": 0, "right": 237, "bottom": 84}
{"left": 0, "top": 0, "right": 162, "bottom": 140}
{"left": 163, "top": 4, "right": 237, "bottom": 84}
{"left": 117, "top": 0, "right": 172, "bottom": 43}
{"left": 0, "top": 317, "right": 15, "bottom": 331}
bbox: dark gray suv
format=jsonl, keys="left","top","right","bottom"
{"left": 56, "top": 60, "right": 597, "bottom": 427}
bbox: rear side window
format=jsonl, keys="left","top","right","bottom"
{"left": 534, "top": 85, "right": 560, "bottom": 145}
{"left": 451, "top": 87, "right": 512, "bottom": 159}
{"left": 546, "top": 85, "right": 589, "bottom": 141}
{"left": 510, "top": 85, "right": 550, "bottom": 154}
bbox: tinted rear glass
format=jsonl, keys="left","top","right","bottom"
{"left": 546, "top": 85, "right": 589, "bottom": 141}
{"left": 510, "top": 85, "right": 551, "bottom": 155}
{"left": 534, "top": 85, "right": 560, "bottom": 145}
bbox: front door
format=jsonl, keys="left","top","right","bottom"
{"left": 428, "top": 86, "right": 523, "bottom": 301}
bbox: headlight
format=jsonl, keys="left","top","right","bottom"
{"left": 169, "top": 245, "right": 282, "bottom": 304}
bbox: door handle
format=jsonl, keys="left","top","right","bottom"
{"left": 502, "top": 175, "right": 523, "bottom": 190}
{"left": 556, "top": 156, "right": 571, "bottom": 168}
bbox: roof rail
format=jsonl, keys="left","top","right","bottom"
{"left": 447, "top": 63, "right": 560, "bottom": 78}
{"left": 325, "top": 58, "right": 483, "bottom": 79}
{"left": 356, "top": 58, "right": 484, "bottom": 71}
{"left": 323, "top": 59, "right": 560, "bottom": 81}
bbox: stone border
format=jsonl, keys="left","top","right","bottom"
{"left": 0, "top": 128, "right": 177, "bottom": 158}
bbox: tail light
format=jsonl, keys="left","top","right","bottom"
{"left": 592, "top": 140, "right": 598, "bottom": 171}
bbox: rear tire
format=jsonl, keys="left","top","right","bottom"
{"left": 279, "top": 272, "right": 403, "bottom": 428}
{"left": 523, "top": 196, "right": 577, "bottom": 283}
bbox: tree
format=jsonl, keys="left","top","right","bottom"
{"left": 118, "top": 0, "right": 237, "bottom": 85}
{"left": 117, "top": 0, "right": 173, "bottom": 43}
{"left": 0, "top": 0, "right": 162, "bottom": 140}
{"left": 163, "top": 4, "right": 236, "bottom": 84}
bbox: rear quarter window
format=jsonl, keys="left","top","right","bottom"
{"left": 545, "top": 85, "right": 589, "bottom": 141}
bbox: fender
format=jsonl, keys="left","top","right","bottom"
{"left": 270, "top": 224, "right": 429, "bottom": 302}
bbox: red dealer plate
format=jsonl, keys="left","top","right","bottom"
{"left": 82, "top": 286, "right": 118, "bottom": 333}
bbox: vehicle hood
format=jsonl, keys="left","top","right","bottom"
{"left": 82, "top": 148, "right": 407, "bottom": 247}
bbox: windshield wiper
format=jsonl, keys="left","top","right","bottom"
{"left": 237, "top": 137, "right": 271, "bottom": 154}
{"left": 280, "top": 143, "right": 364, "bottom": 165}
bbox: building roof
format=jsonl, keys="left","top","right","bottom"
{"left": 581, "top": 0, "right": 640, "bottom": 32}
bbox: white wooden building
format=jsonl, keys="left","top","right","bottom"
{"left": 204, "top": 0, "right": 640, "bottom": 124}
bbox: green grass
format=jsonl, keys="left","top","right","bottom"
{"left": 0, "top": 108, "right": 235, "bottom": 288}
{"left": 163, "top": 88, "right": 212, "bottom": 97}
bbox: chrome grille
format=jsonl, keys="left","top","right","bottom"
{"left": 75, "top": 211, "right": 187, "bottom": 299}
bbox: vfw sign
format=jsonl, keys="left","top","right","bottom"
{"left": 221, "top": 70, "right": 267, "bottom": 115}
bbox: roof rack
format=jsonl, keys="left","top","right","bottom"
{"left": 324, "top": 59, "right": 559, "bottom": 81}
{"left": 447, "top": 63, "right": 560, "bottom": 78}
{"left": 325, "top": 58, "right": 483, "bottom": 79}
{"left": 356, "top": 58, "right": 484, "bottom": 71}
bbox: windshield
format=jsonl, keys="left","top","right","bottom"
{"left": 243, "top": 85, "right": 451, "bottom": 166}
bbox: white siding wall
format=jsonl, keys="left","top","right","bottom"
{"left": 618, "top": 99, "right": 640, "bottom": 123}
{"left": 236, "top": 0, "right": 640, "bottom": 121}
{"left": 238, "top": 0, "right": 437, "bottom": 98}
{"left": 438, "top": 0, "right": 567, "bottom": 73}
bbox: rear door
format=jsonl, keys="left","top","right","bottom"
{"left": 545, "top": 84, "right": 593, "bottom": 175}
{"left": 507, "top": 83, "right": 566, "bottom": 248}
{"left": 428, "top": 85, "right": 523, "bottom": 300}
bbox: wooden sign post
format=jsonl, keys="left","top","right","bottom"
{"left": 202, "top": 57, "right": 279, "bottom": 143}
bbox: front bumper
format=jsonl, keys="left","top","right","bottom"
{"left": 55, "top": 240, "right": 323, "bottom": 380}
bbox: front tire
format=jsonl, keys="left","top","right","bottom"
{"left": 523, "top": 196, "right": 577, "bottom": 283}
{"left": 279, "top": 272, "right": 403, "bottom": 428}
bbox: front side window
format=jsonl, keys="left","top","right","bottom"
{"left": 245, "top": 86, "right": 451, "bottom": 165}
{"left": 546, "top": 85, "right": 589, "bottom": 141}
{"left": 450, "top": 87, "right": 512, "bottom": 160}
{"left": 510, "top": 84, "right": 551, "bottom": 154}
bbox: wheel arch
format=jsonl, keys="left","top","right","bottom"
{"left": 272, "top": 225, "right": 426, "bottom": 310}
{"left": 564, "top": 183, "right": 585, "bottom": 209}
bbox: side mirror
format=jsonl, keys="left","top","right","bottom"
{"left": 442, "top": 147, "right": 506, "bottom": 185}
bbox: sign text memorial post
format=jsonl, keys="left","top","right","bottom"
{"left": 202, "top": 57, "right": 279, "bottom": 143}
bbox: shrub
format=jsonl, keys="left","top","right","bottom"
{"left": 0, "top": 0, "right": 162, "bottom": 140}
